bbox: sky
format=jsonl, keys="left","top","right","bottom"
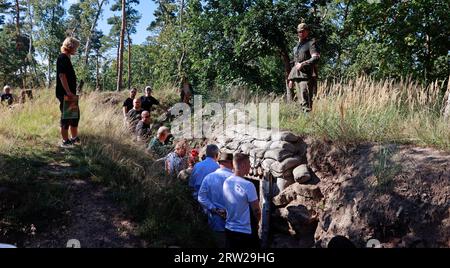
{"left": 66, "top": 0, "right": 157, "bottom": 45}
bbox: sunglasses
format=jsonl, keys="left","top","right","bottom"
{"left": 143, "top": 116, "right": 150, "bottom": 118}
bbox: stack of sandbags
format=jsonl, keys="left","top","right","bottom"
{"left": 209, "top": 127, "right": 311, "bottom": 193}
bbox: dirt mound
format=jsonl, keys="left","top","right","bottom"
{"left": 306, "top": 138, "right": 450, "bottom": 248}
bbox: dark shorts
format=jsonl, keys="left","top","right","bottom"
{"left": 225, "top": 229, "right": 260, "bottom": 249}
{"left": 57, "top": 96, "right": 80, "bottom": 129}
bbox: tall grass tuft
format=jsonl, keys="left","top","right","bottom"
{"left": 279, "top": 76, "right": 450, "bottom": 150}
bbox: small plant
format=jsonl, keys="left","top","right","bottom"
{"left": 372, "top": 146, "right": 402, "bottom": 192}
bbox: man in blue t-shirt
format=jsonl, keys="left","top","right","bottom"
{"left": 223, "top": 153, "right": 261, "bottom": 248}
{"left": 189, "top": 144, "right": 220, "bottom": 200}
{"left": 198, "top": 152, "right": 234, "bottom": 248}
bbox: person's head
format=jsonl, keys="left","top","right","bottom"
{"left": 133, "top": 98, "right": 141, "bottom": 110}
{"left": 157, "top": 126, "right": 170, "bottom": 141}
{"left": 233, "top": 153, "right": 250, "bottom": 176}
{"left": 205, "top": 144, "right": 220, "bottom": 160}
{"left": 60, "top": 37, "right": 80, "bottom": 56}
{"left": 297, "top": 23, "right": 310, "bottom": 41}
{"left": 174, "top": 140, "right": 188, "bottom": 157}
{"left": 3, "top": 85, "right": 11, "bottom": 94}
{"left": 130, "top": 88, "right": 137, "bottom": 98}
{"left": 144, "top": 86, "right": 152, "bottom": 96}
{"left": 327, "top": 236, "right": 356, "bottom": 248}
{"left": 141, "top": 111, "right": 151, "bottom": 124}
{"left": 218, "top": 152, "right": 233, "bottom": 170}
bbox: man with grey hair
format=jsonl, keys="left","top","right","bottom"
{"left": 140, "top": 86, "right": 160, "bottom": 112}
{"left": 189, "top": 144, "right": 220, "bottom": 200}
{"left": 147, "top": 126, "right": 173, "bottom": 158}
{"left": 1, "top": 85, "right": 14, "bottom": 106}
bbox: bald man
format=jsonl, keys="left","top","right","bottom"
{"left": 135, "top": 110, "right": 153, "bottom": 142}
{"left": 126, "top": 98, "right": 143, "bottom": 131}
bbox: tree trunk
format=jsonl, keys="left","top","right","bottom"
{"left": 280, "top": 49, "right": 292, "bottom": 102}
{"left": 177, "top": 0, "right": 186, "bottom": 84}
{"left": 26, "top": 0, "right": 35, "bottom": 88}
{"left": 116, "top": 0, "right": 126, "bottom": 92}
{"left": 15, "top": 0, "right": 20, "bottom": 36}
{"left": 127, "top": 31, "right": 131, "bottom": 90}
{"left": 84, "top": 0, "right": 106, "bottom": 68}
{"left": 96, "top": 52, "right": 100, "bottom": 91}
{"left": 47, "top": 55, "right": 52, "bottom": 88}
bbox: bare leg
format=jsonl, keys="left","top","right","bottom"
{"left": 61, "top": 127, "right": 69, "bottom": 141}
{"left": 70, "top": 127, "right": 78, "bottom": 139}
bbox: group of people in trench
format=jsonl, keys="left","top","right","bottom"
{"left": 121, "top": 85, "right": 262, "bottom": 248}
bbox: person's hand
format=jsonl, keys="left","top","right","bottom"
{"left": 215, "top": 208, "right": 227, "bottom": 219}
{"left": 295, "top": 62, "right": 304, "bottom": 71}
{"left": 66, "top": 92, "right": 76, "bottom": 99}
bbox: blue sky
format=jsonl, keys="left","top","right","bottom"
{"left": 67, "top": 0, "right": 157, "bottom": 45}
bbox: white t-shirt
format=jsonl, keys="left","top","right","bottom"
{"left": 223, "top": 175, "right": 258, "bottom": 234}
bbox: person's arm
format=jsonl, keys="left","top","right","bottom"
{"left": 198, "top": 178, "right": 215, "bottom": 211}
{"left": 165, "top": 158, "right": 171, "bottom": 175}
{"left": 188, "top": 166, "right": 198, "bottom": 189}
{"left": 250, "top": 200, "right": 261, "bottom": 224}
{"left": 153, "top": 97, "right": 160, "bottom": 106}
{"left": 248, "top": 184, "right": 261, "bottom": 224}
{"left": 59, "top": 73, "right": 75, "bottom": 97}
{"left": 296, "top": 40, "right": 320, "bottom": 70}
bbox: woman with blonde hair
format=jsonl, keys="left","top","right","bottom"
{"left": 56, "top": 37, "right": 81, "bottom": 147}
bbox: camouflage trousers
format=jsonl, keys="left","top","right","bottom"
{"left": 293, "top": 78, "right": 317, "bottom": 111}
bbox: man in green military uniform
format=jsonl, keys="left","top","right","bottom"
{"left": 288, "top": 23, "right": 320, "bottom": 111}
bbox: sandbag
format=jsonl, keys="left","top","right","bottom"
{"left": 274, "top": 177, "right": 295, "bottom": 195}
{"left": 271, "top": 156, "right": 302, "bottom": 174}
{"left": 264, "top": 149, "right": 294, "bottom": 162}
{"left": 252, "top": 140, "right": 272, "bottom": 150}
{"left": 269, "top": 141, "right": 307, "bottom": 155}
{"left": 271, "top": 131, "right": 300, "bottom": 143}
{"left": 240, "top": 142, "right": 255, "bottom": 154}
{"left": 261, "top": 158, "right": 276, "bottom": 171}
{"left": 240, "top": 135, "right": 255, "bottom": 144}
{"left": 249, "top": 148, "right": 266, "bottom": 159}
{"left": 254, "top": 128, "right": 272, "bottom": 141}
{"left": 293, "top": 164, "right": 311, "bottom": 184}
{"left": 271, "top": 168, "right": 294, "bottom": 179}
{"left": 226, "top": 140, "right": 240, "bottom": 150}
{"left": 216, "top": 135, "right": 232, "bottom": 145}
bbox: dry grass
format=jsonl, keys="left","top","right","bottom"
{"left": 278, "top": 76, "right": 450, "bottom": 150}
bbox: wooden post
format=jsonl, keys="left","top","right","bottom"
{"left": 259, "top": 172, "right": 273, "bottom": 248}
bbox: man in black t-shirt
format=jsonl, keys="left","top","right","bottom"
{"left": 140, "top": 86, "right": 160, "bottom": 112}
{"left": 122, "top": 88, "right": 137, "bottom": 118}
{"left": 127, "top": 98, "right": 144, "bottom": 132}
{"left": 1, "top": 85, "right": 14, "bottom": 106}
{"left": 56, "top": 37, "right": 81, "bottom": 148}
